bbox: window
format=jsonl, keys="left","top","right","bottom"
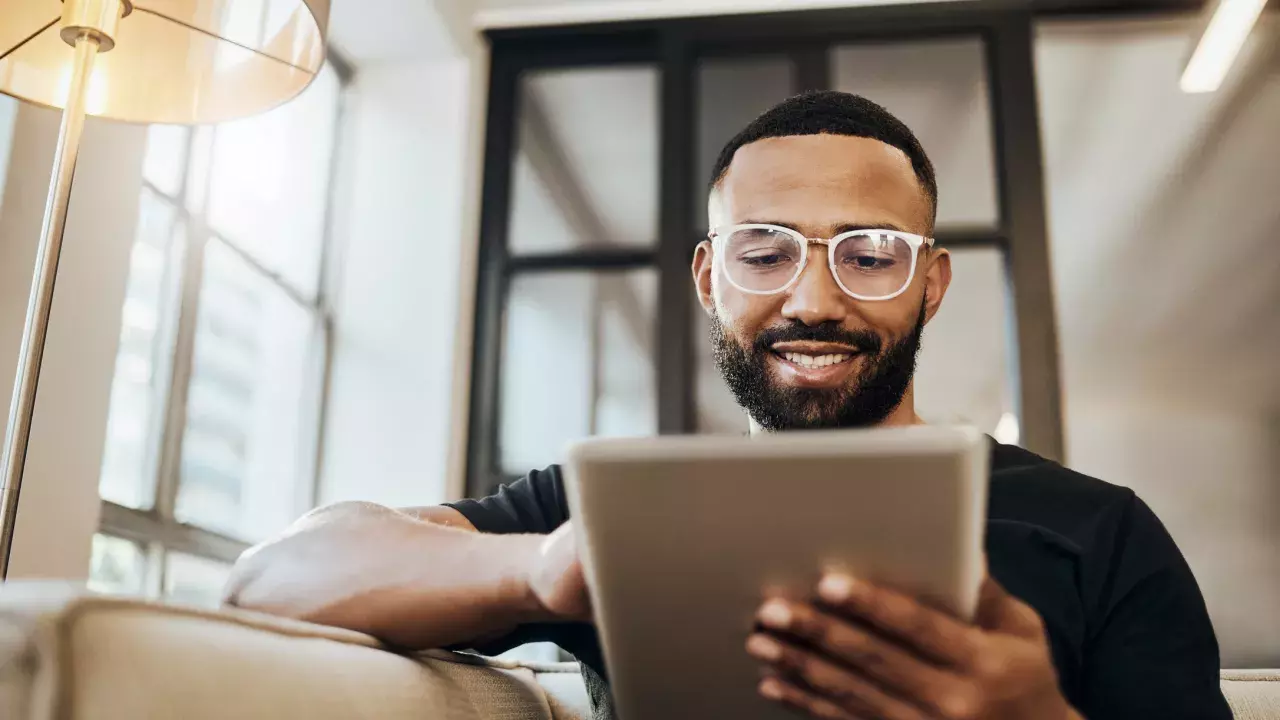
{"left": 0, "top": 95, "right": 17, "bottom": 203}
{"left": 87, "top": 534, "right": 149, "bottom": 597}
{"left": 475, "top": 65, "right": 663, "bottom": 490}
{"left": 89, "top": 56, "right": 350, "bottom": 607}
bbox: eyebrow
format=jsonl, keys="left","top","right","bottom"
{"left": 740, "top": 219, "right": 911, "bottom": 235}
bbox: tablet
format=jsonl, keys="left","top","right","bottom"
{"left": 563, "top": 425, "right": 989, "bottom": 720}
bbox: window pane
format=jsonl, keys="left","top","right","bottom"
{"left": 508, "top": 67, "right": 659, "bottom": 254}
{"left": 831, "top": 39, "right": 999, "bottom": 231}
{"left": 187, "top": 125, "right": 215, "bottom": 216}
{"left": 500, "top": 270, "right": 658, "bottom": 474}
{"left": 913, "top": 247, "right": 1018, "bottom": 439}
{"left": 697, "top": 56, "right": 795, "bottom": 231}
{"left": 99, "top": 190, "right": 185, "bottom": 510}
{"left": 142, "top": 124, "right": 189, "bottom": 198}
{"left": 0, "top": 95, "right": 17, "bottom": 206}
{"left": 175, "top": 239, "right": 320, "bottom": 542}
{"left": 164, "top": 552, "right": 232, "bottom": 609}
{"left": 88, "top": 534, "right": 147, "bottom": 597}
{"left": 204, "top": 64, "right": 340, "bottom": 299}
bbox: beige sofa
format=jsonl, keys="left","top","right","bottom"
{"left": 2, "top": 584, "right": 1276, "bottom": 719}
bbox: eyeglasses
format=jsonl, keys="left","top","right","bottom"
{"left": 709, "top": 224, "right": 936, "bottom": 302}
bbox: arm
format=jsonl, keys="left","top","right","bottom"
{"left": 223, "top": 501, "right": 585, "bottom": 650}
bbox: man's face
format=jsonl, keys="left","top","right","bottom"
{"left": 693, "top": 134, "right": 951, "bottom": 431}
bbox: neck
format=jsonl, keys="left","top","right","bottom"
{"left": 747, "top": 382, "right": 924, "bottom": 436}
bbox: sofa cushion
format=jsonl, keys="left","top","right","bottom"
{"left": 0, "top": 584, "right": 590, "bottom": 720}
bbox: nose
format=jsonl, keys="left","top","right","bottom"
{"left": 781, "top": 245, "right": 849, "bottom": 326}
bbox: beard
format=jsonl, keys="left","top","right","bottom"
{"left": 710, "top": 298, "right": 927, "bottom": 431}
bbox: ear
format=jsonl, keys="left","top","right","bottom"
{"left": 692, "top": 240, "right": 716, "bottom": 314}
{"left": 921, "top": 246, "right": 951, "bottom": 324}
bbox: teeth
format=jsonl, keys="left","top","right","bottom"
{"left": 782, "top": 352, "right": 851, "bottom": 368}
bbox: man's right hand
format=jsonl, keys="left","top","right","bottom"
{"left": 526, "top": 521, "right": 592, "bottom": 622}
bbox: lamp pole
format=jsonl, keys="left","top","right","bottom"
{"left": 0, "top": 1, "right": 120, "bottom": 579}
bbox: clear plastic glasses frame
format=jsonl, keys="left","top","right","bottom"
{"left": 709, "top": 223, "right": 936, "bottom": 301}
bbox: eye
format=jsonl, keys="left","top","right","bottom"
{"left": 844, "top": 254, "right": 897, "bottom": 271}
{"left": 740, "top": 251, "right": 792, "bottom": 267}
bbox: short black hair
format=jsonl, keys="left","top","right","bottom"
{"left": 709, "top": 91, "right": 938, "bottom": 227}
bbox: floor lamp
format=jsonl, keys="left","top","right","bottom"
{"left": 0, "top": 0, "right": 330, "bottom": 579}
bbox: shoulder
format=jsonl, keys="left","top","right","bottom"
{"left": 987, "top": 442, "right": 1139, "bottom": 552}
{"left": 989, "top": 442, "right": 1134, "bottom": 511}
{"left": 985, "top": 443, "right": 1210, "bottom": 632}
{"left": 446, "top": 465, "right": 570, "bottom": 534}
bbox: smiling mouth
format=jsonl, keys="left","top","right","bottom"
{"left": 766, "top": 341, "right": 866, "bottom": 387}
{"left": 775, "top": 351, "right": 855, "bottom": 368}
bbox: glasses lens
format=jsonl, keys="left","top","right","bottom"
{"left": 722, "top": 227, "right": 804, "bottom": 293}
{"left": 832, "top": 232, "right": 915, "bottom": 299}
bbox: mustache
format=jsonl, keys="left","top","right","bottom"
{"left": 751, "top": 321, "right": 883, "bottom": 356}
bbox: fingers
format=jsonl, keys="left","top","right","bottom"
{"left": 748, "top": 635, "right": 931, "bottom": 720}
{"left": 753, "top": 601, "right": 975, "bottom": 718}
{"left": 747, "top": 577, "right": 1063, "bottom": 720}
{"left": 814, "top": 575, "right": 981, "bottom": 667}
{"left": 757, "top": 673, "right": 868, "bottom": 720}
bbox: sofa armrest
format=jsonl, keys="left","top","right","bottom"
{"left": 8, "top": 583, "right": 1272, "bottom": 720}
{"left": 0, "top": 582, "right": 590, "bottom": 720}
{"left": 1222, "top": 669, "right": 1280, "bottom": 720}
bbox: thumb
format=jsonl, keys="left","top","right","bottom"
{"left": 975, "top": 576, "right": 1044, "bottom": 638}
{"left": 530, "top": 522, "right": 592, "bottom": 621}
{"left": 540, "top": 521, "right": 580, "bottom": 573}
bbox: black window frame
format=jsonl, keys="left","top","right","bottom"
{"left": 466, "top": 2, "right": 1095, "bottom": 499}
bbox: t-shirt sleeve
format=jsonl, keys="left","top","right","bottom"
{"left": 442, "top": 467, "right": 578, "bottom": 658}
{"left": 445, "top": 466, "right": 570, "bottom": 535}
{"left": 1078, "top": 496, "right": 1231, "bottom": 720}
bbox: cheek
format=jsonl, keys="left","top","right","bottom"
{"left": 713, "top": 280, "right": 782, "bottom": 337}
{"left": 854, "top": 293, "right": 923, "bottom": 337}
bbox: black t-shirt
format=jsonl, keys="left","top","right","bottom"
{"left": 448, "top": 440, "right": 1231, "bottom": 720}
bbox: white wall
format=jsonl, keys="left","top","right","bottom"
{"left": 0, "top": 105, "right": 145, "bottom": 579}
{"left": 317, "top": 51, "right": 487, "bottom": 508}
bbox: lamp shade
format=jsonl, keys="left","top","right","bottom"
{"left": 0, "top": 0, "right": 330, "bottom": 124}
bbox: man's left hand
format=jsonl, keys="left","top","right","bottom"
{"left": 746, "top": 574, "right": 1083, "bottom": 720}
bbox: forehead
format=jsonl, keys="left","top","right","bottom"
{"left": 712, "top": 134, "right": 931, "bottom": 235}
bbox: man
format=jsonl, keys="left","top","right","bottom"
{"left": 225, "top": 92, "right": 1230, "bottom": 720}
